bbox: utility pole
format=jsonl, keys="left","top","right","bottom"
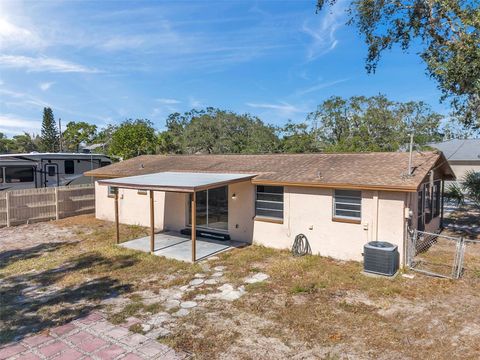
{"left": 408, "top": 133, "right": 414, "bottom": 176}
{"left": 58, "top": 117, "right": 63, "bottom": 152}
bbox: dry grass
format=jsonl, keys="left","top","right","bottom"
{"left": 170, "top": 244, "right": 480, "bottom": 359}
{"left": 2, "top": 215, "right": 201, "bottom": 289}
{"left": 2, "top": 213, "right": 480, "bottom": 358}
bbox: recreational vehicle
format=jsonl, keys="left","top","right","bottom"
{"left": 0, "top": 152, "right": 112, "bottom": 191}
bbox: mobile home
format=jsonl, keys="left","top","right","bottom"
{"left": 0, "top": 152, "right": 112, "bottom": 191}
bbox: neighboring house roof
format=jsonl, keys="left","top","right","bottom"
{"left": 430, "top": 139, "right": 480, "bottom": 161}
{"left": 86, "top": 151, "right": 454, "bottom": 192}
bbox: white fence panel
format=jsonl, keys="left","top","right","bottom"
{"left": 0, "top": 184, "right": 95, "bottom": 228}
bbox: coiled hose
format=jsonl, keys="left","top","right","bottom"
{"left": 292, "top": 233, "right": 312, "bottom": 257}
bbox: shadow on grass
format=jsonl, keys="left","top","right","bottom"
{"left": 0, "top": 252, "right": 138, "bottom": 345}
{"left": 0, "top": 242, "right": 77, "bottom": 270}
{"left": 444, "top": 205, "right": 480, "bottom": 239}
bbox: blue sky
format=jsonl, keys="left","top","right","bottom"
{"left": 0, "top": 0, "right": 446, "bottom": 136}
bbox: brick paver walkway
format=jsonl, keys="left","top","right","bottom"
{"left": 0, "top": 312, "right": 186, "bottom": 360}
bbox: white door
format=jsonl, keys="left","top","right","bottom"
{"left": 44, "top": 163, "right": 58, "bottom": 187}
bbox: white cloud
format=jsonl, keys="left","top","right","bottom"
{"left": 0, "top": 17, "right": 44, "bottom": 50}
{"left": 156, "top": 98, "right": 181, "bottom": 105}
{"left": 39, "top": 82, "right": 54, "bottom": 91}
{"left": 0, "top": 55, "right": 100, "bottom": 73}
{"left": 296, "top": 78, "right": 349, "bottom": 96}
{"left": 302, "top": 0, "right": 346, "bottom": 60}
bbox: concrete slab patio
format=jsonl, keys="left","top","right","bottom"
{"left": 119, "top": 231, "right": 247, "bottom": 262}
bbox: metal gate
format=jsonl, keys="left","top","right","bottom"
{"left": 407, "top": 228, "right": 465, "bottom": 279}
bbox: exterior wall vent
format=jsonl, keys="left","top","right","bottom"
{"left": 363, "top": 241, "right": 399, "bottom": 276}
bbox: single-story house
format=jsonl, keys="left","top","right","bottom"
{"left": 430, "top": 139, "right": 480, "bottom": 180}
{"left": 85, "top": 151, "right": 454, "bottom": 266}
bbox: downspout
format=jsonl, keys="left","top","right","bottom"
{"left": 403, "top": 192, "right": 411, "bottom": 269}
{"left": 372, "top": 191, "right": 379, "bottom": 242}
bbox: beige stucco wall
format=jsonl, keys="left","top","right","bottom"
{"left": 252, "top": 186, "right": 407, "bottom": 264}
{"left": 95, "top": 183, "right": 166, "bottom": 229}
{"left": 95, "top": 181, "right": 254, "bottom": 238}
{"left": 449, "top": 161, "right": 480, "bottom": 180}
{"left": 95, "top": 181, "right": 410, "bottom": 264}
{"left": 228, "top": 181, "right": 255, "bottom": 243}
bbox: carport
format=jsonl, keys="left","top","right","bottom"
{"left": 98, "top": 171, "right": 255, "bottom": 262}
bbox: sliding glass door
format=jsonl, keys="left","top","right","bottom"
{"left": 189, "top": 186, "right": 228, "bottom": 231}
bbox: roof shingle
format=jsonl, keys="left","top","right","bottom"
{"left": 85, "top": 151, "right": 454, "bottom": 191}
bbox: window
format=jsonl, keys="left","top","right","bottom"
{"left": 255, "top": 185, "right": 284, "bottom": 220}
{"left": 5, "top": 166, "right": 34, "bottom": 183}
{"left": 333, "top": 189, "right": 361, "bottom": 221}
{"left": 65, "top": 160, "right": 74, "bottom": 174}
{"left": 101, "top": 161, "right": 111, "bottom": 167}
{"left": 0, "top": 168, "right": 3, "bottom": 183}
{"left": 47, "top": 165, "right": 56, "bottom": 177}
{"left": 108, "top": 186, "right": 117, "bottom": 198}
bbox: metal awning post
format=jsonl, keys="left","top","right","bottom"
{"left": 150, "top": 190, "right": 155, "bottom": 254}
{"left": 114, "top": 188, "right": 120, "bottom": 244}
{"left": 191, "top": 191, "right": 196, "bottom": 262}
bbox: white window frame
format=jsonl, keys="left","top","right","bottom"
{"left": 333, "top": 189, "right": 362, "bottom": 221}
{"left": 255, "top": 185, "right": 284, "bottom": 220}
{"left": 107, "top": 186, "right": 117, "bottom": 198}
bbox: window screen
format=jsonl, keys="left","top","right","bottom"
{"left": 333, "top": 189, "right": 361, "bottom": 220}
{"left": 5, "top": 167, "right": 34, "bottom": 183}
{"left": 424, "top": 183, "right": 432, "bottom": 223}
{"left": 433, "top": 181, "right": 441, "bottom": 218}
{"left": 255, "top": 185, "right": 284, "bottom": 220}
{"left": 65, "top": 160, "right": 74, "bottom": 174}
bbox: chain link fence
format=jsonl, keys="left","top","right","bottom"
{"left": 407, "top": 229, "right": 466, "bottom": 279}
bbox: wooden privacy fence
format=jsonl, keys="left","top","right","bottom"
{"left": 0, "top": 184, "right": 95, "bottom": 227}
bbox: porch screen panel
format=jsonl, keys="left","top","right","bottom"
{"left": 255, "top": 185, "right": 284, "bottom": 220}
{"left": 433, "top": 181, "right": 441, "bottom": 218}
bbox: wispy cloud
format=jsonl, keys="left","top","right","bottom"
{"left": 0, "top": 55, "right": 100, "bottom": 73}
{"left": 0, "top": 17, "right": 44, "bottom": 50}
{"left": 246, "top": 102, "right": 302, "bottom": 112}
{"left": 302, "top": 0, "right": 346, "bottom": 60}
{"left": 296, "top": 78, "right": 349, "bottom": 96}
{"left": 39, "top": 82, "right": 54, "bottom": 91}
{"left": 156, "top": 98, "right": 181, "bottom": 105}
{"left": 0, "top": 87, "right": 51, "bottom": 108}
{"left": 0, "top": 114, "right": 41, "bottom": 135}
{"left": 246, "top": 102, "right": 305, "bottom": 118}
{"left": 189, "top": 97, "right": 204, "bottom": 108}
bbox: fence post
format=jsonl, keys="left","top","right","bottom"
{"left": 5, "top": 191, "right": 10, "bottom": 227}
{"left": 55, "top": 187, "right": 60, "bottom": 220}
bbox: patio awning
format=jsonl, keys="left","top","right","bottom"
{"left": 98, "top": 171, "right": 256, "bottom": 192}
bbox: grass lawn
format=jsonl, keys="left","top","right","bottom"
{"left": 1, "top": 214, "right": 480, "bottom": 359}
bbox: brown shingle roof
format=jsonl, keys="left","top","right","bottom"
{"left": 85, "top": 151, "right": 455, "bottom": 192}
